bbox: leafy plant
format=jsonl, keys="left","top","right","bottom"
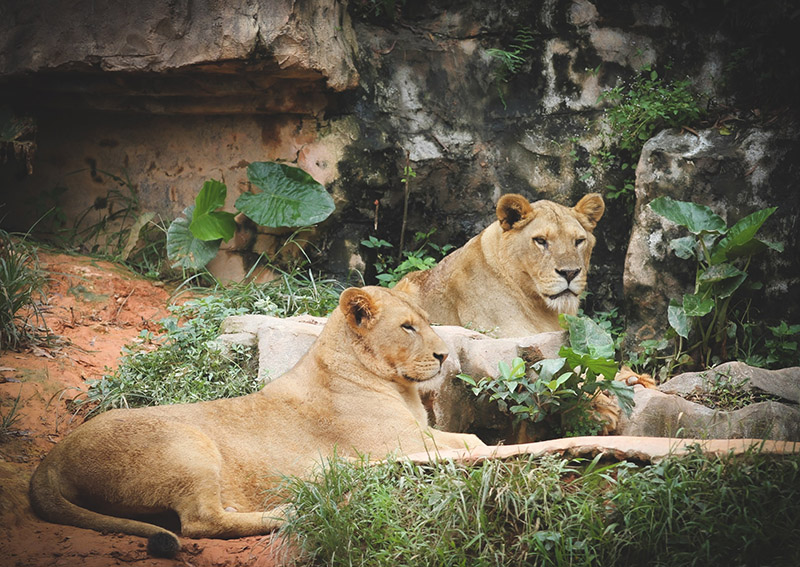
{"left": 280, "top": 448, "right": 800, "bottom": 567}
{"left": 649, "top": 196, "right": 782, "bottom": 368}
{"left": 167, "top": 162, "right": 335, "bottom": 270}
{"left": 763, "top": 321, "right": 800, "bottom": 368}
{"left": 600, "top": 65, "right": 702, "bottom": 154}
{"left": 487, "top": 27, "right": 535, "bottom": 109}
{"left": 361, "top": 229, "right": 453, "bottom": 287}
{"left": 589, "top": 65, "right": 704, "bottom": 210}
{"left": 458, "top": 314, "right": 634, "bottom": 438}
{"left": 0, "top": 229, "right": 47, "bottom": 351}
{"left": 75, "top": 269, "right": 343, "bottom": 416}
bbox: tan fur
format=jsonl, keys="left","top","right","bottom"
{"left": 395, "top": 193, "right": 656, "bottom": 435}
{"left": 396, "top": 193, "right": 605, "bottom": 337}
{"left": 29, "top": 286, "right": 485, "bottom": 554}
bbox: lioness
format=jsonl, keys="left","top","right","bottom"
{"left": 395, "top": 193, "right": 605, "bottom": 337}
{"left": 29, "top": 286, "right": 484, "bottom": 558}
{"left": 396, "top": 193, "right": 654, "bottom": 434}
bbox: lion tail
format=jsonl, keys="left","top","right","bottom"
{"left": 28, "top": 462, "right": 181, "bottom": 558}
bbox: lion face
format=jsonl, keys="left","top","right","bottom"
{"left": 496, "top": 194, "right": 605, "bottom": 316}
{"left": 339, "top": 287, "right": 449, "bottom": 385}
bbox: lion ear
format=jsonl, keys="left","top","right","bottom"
{"left": 340, "top": 287, "right": 380, "bottom": 331}
{"left": 574, "top": 193, "right": 605, "bottom": 230}
{"left": 496, "top": 194, "right": 534, "bottom": 231}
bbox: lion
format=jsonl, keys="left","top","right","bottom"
{"left": 395, "top": 193, "right": 605, "bottom": 337}
{"left": 28, "top": 286, "right": 485, "bottom": 558}
{"left": 395, "top": 193, "right": 655, "bottom": 433}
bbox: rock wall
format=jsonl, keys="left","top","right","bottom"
{"left": 1, "top": 1, "right": 798, "bottom": 314}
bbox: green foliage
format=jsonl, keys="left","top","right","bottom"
{"left": 361, "top": 229, "right": 453, "bottom": 288}
{"left": 0, "top": 230, "right": 47, "bottom": 351}
{"left": 600, "top": 66, "right": 703, "bottom": 155}
{"left": 587, "top": 65, "right": 703, "bottom": 210}
{"left": 237, "top": 162, "right": 335, "bottom": 228}
{"left": 188, "top": 180, "right": 236, "bottom": 241}
{"left": 281, "top": 448, "right": 800, "bottom": 567}
{"left": 458, "top": 315, "right": 633, "bottom": 438}
{"left": 167, "top": 162, "right": 334, "bottom": 270}
{"left": 649, "top": 196, "right": 782, "bottom": 368}
{"left": 763, "top": 321, "right": 800, "bottom": 368}
{"left": 680, "top": 369, "right": 781, "bottom": 411}
{"left": 0, "top": 387, "right": 23, "bottom": 438}
{"left": 487, "top": 27, "right": 535, "bottom": 108}
{"left": 75, "top": 270, "right": 343, "bottom": 416}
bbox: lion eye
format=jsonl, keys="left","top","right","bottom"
{"left": 401, "top": 323, "right": 417, "bottom": 333}
{"left": 533, "top": 237, "right": 548, "bottom": 248}
{"left": 575, "top": 238, "right": 586, "bottom": 247}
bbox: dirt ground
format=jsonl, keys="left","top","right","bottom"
{"left": 0, "top": 251, "right": 291, "bottom": 567}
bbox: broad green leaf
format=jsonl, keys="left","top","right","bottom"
{"left": 602, "top": 380, "right": 635, "bottom": 417}
{"left": 715, "top": 237, "right": 783, "bottom": 262}
{"left": 189, "top": 180, "right": 237, "bottom": 241}
{"left": 167, "top": 206, "right": 222, "bottom": 269}
{"left": 649, "top": 196, "right": 726, "bottom": 235}
{"left": 682, "top": 293, "right": 714, "bottom": 317}
{"left": 533, "top": 358, "right": 567, "bottom": 382}
{"left": 698, "top": 263, "right": 746, "bottom": 285}
{"left": 668, "top": 299, "right": 690, "bottom": 338}
{"left": 669, "top": 235, "right": 697, "bottom": 259}
{"left": 710, "top": 271, "right": 748, "bottom": 299}
{"left": 710, "top": 207, "right": 777, "bottom": 263}
{"left": 561, "top": 314, "right": 615, "bottom": 360}
{"left": 559, "top": 346, "right": 618, "bottom": 381}
{"left": 236, "top": 162, "right": 335, "bottom": 228}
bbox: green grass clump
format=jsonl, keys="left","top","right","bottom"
{"left": 280, "top": 448, "right": 800, "bottom": 567}
{"left": 0, "top": 229, "right": 47, "bottom": 351}
{"left": 78, "top": 270, "right": 343, "bottom": 415}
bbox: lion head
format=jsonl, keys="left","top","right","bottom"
{"left": 338, "top": 286, "right": 449, "bottom": 385}
{"left": 495, "top": 193, "right": 605, "bottom": 316}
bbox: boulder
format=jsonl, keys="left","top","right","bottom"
{"left": 617, "top": 363, "right": 800, "bottom": 440}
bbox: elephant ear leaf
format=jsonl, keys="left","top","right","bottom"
{"left": 235, "top": 162, "right": 335, "bottom": 228}
{"left": 649, "top": 196, "right": 726, "bottom": 235}
{"left": 189, "top": 180, "right": 236, "bottom": 242}
{"left": 167, "top": 206, "right": 221, "bottom": 269}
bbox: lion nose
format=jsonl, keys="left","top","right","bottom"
{"left": 557, "top": 268, "right": 580, "bottom": 283}
{"left": 433, "top": 351, "right": 448, "bottom": 365}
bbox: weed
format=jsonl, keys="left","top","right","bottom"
{"left": 361, "top": 229, "right": 453, "bottom": 287}
{"left": 681, "top": 370, "right": 782, "bottom": 411}
{"left": 280, "top": 448, "right": 800, "bottom": 566}
{"left": 588, "top": 64, "right": 704, "bottom": 210}
{"left": 0, "top": 229, "right": 48, "bottom": 351}
{"left": 0, "top": 387, "right": 24, "bottom": 439}
{"left": 487, "top": 27, "right": 535, "bottom": 109}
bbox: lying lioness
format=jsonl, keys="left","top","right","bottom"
{"left": 29, "top": 286, "right": 485, "bottom": 558}
{"left": 395, "top": 193, "right": 605, "bottom": 337}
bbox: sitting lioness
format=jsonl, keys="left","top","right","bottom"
{"left": 395, "top": 193, "right": 605, "bottom": 337}
{"left": 29, "top": 286, "right": 484, "bottom": 558}
{"left": 395, "top": 193, "right": 654, "bottom": 433}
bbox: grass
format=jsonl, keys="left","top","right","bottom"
{"left": 74, "top": 268, "right": 344, "bottom": 416}
{"left": 0, "top": 387, "right": 24, "bottom": 439}
{"left": 0, "top": 229, "right": 48, "bottom": 351}
{"left": 279, "top": 447, "right": 800, "bottom": 567}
